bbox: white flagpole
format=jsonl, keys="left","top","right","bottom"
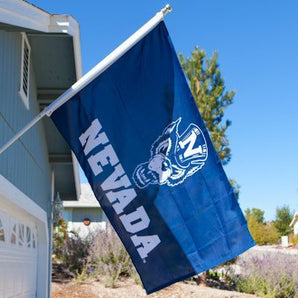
{"left": 0, "top": 4, "right": 172, "bottom": 154}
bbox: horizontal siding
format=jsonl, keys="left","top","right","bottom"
{"left": 71, "top": 208, "right": 107, "bottom": 223}
{"left": 0, "top": 31, "right": 52, "bottom": 213}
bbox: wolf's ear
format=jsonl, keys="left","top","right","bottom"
{"left": 163, "top": 117, "right": 181, "bottom": 136}
{"left": 151, "top": 118, "right": 181, "bottom": 156}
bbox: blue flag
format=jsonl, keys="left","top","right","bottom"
{"left": 51, "top": 21, "right": 255, "bottom": 294}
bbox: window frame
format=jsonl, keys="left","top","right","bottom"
{"left": 19, "top": 32, "right": 31, "bottom": 109}
{"left": 0, "top": 218, "right": 5, "bottom": 242}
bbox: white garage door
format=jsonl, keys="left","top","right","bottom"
{"left": 0, "top": 209, "right": 38, "bottom": 298}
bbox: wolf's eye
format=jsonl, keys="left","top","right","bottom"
{"left": 162, "top": 161, "right": 168, "bottom": 171}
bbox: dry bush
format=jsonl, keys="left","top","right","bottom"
{"left": 87, "top": 228, "right": 140, "bottom": 287}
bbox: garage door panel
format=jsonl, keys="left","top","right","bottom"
{"left": 0, "top": 210, "right": 37, "bottom": 298}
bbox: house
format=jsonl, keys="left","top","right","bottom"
{"left": 63, "top": 183, "right": 108, "bottom": 238}
{"left": 290, "top": 211, "right": 298, "bottom": 235}
{"left": 0, "top": 1, "right": 81, "bottom": 297}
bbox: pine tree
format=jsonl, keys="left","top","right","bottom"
{"left": 274, "top": 205, "right": 294, "bottom": 236}
{"left": 179, "top": 47, "right": 235, "bottom": 165}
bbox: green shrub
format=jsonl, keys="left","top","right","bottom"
{"left": 229, "top": 253, "right": 298, "bottom": 298}
{"left": 52, "top": 218, "right": 68, "bottom": 260}
{"left": 235, "top": 275, "right": 274, "bottom": 297}
{"left": 289, "top": 234, "right": 298, "bottom": 245}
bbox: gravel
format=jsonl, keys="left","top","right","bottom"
{"left": 52, "top": 279, "right": 259, "bottom": 298}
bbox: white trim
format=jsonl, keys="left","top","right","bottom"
{"left": 19, "top": 32, "right": 31, "bottom": 110}
{"left": 0, "top": 176, "right": 47, "bottom": 224}
{"left": 63, "top": 201, "right": 101, "bottom": 208}
{"left": 0, "top": 175, "right": 49, "bottom": 298}
{"left": 0, "top": 1, "right": 78, "bottom": 35}
{"left": 0, "top": 0, "right": 50, "bottom": 32}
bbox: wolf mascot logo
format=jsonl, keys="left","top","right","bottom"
{"left": 133, "top": 118, "right": 208, "bottom": 188}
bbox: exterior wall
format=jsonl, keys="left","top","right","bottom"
{"left": 0, "top": 30, "right": 52, "bottom": 214}
{"left": 71, "top": 207, "right": 106, "bottom": 223}
{"left": 63, "top": 208, "right": 107, "bottom": 237}
{"left": 294, "top": 222, "right": 298, "bottom": 235}
{"left": 0, "top": 30, "right": 52, "bottom": 297}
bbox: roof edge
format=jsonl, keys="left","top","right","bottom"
{"left": 0, "top": 1, "right": 83, "bottom": 78}
{"left": 289, "top": 211, "right": 298, "bottom": 227}
{"left": 0, "top": 0, "right": 50, "bottom": 32}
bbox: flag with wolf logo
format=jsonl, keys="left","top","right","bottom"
{"left": 50, "top": 21, "right": 255, "bottom": 294}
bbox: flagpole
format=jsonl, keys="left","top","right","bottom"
{"left": 0, "top": 4, "right": 172, "bottom": 155}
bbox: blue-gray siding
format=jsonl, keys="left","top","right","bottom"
{"left": 0, "top": 31, "right": 52, "bottom": 214}
{"left": 70, "top": 208, "right": 107, "bottom": 223}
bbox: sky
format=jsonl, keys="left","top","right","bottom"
{"left": 29, "top": 0, "right": 298, "bottom": 220}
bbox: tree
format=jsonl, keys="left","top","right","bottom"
{"left": 245, "top": 208, "right": 265, "bottom": 224}
{"left": 245, "top": 208, "right": 279, "bottom": 245}
{"left": 179, "top": 48, "right": 239, "bottom": 283}
{"left": 179, "top": 47, "right": 235, "bottom": 165}
{"left": 247, "top": 216, "right": 279, "bottom": 245}
{"left": 273, "top": 205, "right": 294, "bottom": 236}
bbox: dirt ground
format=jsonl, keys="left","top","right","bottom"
{"left": 51, "top": 279, "right": 258, "bottom": 298}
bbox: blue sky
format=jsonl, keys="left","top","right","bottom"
{"left": 29, "top": 0, "right": 298, "bottom": 220}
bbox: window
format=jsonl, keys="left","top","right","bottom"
{"left": 32, "top": 231, "right": 36, "bottom": 249}
{"left": 10, "top": 221, "right": 36, "bottom": 249}
{"left": 18, "top": 224, "right": 24, "bottom": 246}
{"left": 26, "top": 226, "right": 31, "bottom": 248}
{"left": 0, "top": 219, "right": 5, "bottom": 242}
{"left": 19, "top": 32, "right": 31, "bottom": 109}
{"left": 11, "top": 224, "right": 17, "bottom": 244}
